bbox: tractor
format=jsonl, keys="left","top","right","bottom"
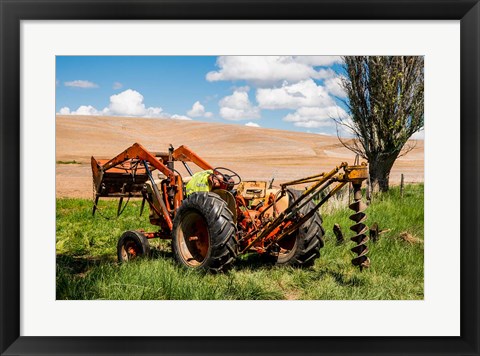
{"left": 91, "top": 143, "right": 370, "bottom": 272}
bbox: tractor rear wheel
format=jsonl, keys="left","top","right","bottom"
{"left": 274, "top": 190, "right": 324, "bottom": 267}
{"left": 117, "top": 230, "right": 150, "bottom": 262}
{"left": 172, "top": 192, "right": 238, "bottom": 273}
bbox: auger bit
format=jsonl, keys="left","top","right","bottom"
{"left": 349, "top": 182, "right": 370, "bottom": 270}
{"left": 338, "top": 164, "right": 370, "bottom": 270}
{"left": 262, "top": 162, "right": 370, "bottom": 270}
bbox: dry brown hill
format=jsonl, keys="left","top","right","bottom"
{"left": 56, "top": 115, "right": 424, "bottom": 198}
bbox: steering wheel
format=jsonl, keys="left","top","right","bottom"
{"left": 213, "top": 167, "right": 242, "bottom": 186}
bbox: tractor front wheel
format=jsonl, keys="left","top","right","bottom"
{"left": 117, "top": 230, "right": 150, "bottom": 262}
{"left": 274, "top": 190, "right": 325, "bottom": 267}
{"left": 172, "top": 192, "right": 238, "bottom": 273}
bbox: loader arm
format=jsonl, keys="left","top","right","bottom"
{"left": 137, "top": 145, "right": 213, "bottom": 172}
{"left": 93, "top": 143, "right": 214, "bottom": 194}
{"left": 92, "top": 143, "right": 179, "bottom": 229}
{"left": 99, "top": 143, "right": 176, "bottom": 184}
{"left": 172, "top": 145, "right": 213, "bottom": 171}
{"left": 91, "top": 143, "right": 216, "bottom": 232}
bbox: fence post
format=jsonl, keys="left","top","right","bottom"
{"left": 333, "top": 223, "right": 344, "bottom": 244}
{"left": 400, "top": 173, "right": 404, "bottom": 198}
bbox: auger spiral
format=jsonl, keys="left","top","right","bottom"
{"left": 349, "top": 183, "right": 370, "bottom": 269}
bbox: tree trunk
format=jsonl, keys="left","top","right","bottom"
{"left": 368, "top": 154, "right": 398, "bottom": 193}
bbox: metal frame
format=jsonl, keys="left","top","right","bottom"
{"left": 1, "top": 0, "right": 479, "bottom": 355}
{"left": 93, "top": 143, "right": 369, "bottom": 262}
{"left": 239, "top": 163, "right": 368, "bottom": 255}
{"left": 92, "top": 143, "right": 215, "bottom": 228}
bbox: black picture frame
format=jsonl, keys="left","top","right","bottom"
{"left": 1, "top": 1, "right": 479, "bottom": 355}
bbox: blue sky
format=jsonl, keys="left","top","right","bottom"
{"left": 55, "top": 56, "right": 353, "bottom": 135}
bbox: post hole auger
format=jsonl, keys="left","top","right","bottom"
{"left": 91, "top": 143, "right": 370, "bottom": 272}
{"left": 350, "top": 184, "right": 370, "bottom": 269}
{"left": 249, "top": 162, "right": 370, "bottom": 269}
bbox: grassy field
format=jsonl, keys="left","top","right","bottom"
{"left": 56, "top": 184, "right": 424, "bottom": 300}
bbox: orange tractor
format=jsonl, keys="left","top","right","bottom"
{"left": 91, "top": 143, "right": 370, "bottom": 272}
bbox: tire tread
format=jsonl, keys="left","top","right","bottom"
{"left": 172, "top": 192, "right": 238, "bottom": 273}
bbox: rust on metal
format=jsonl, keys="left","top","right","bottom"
{"left": 349, "top": 183, "right": 370, "bottom": 269}
{"left": 91, "top": 143, "right": 371, "bottom": 271}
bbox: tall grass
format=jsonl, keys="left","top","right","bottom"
{"left": 56, "top": 184, "right": 424, "bottom": 300}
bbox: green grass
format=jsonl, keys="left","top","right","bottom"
{"left": 56, "top": 184, "right": 424, "bottom": 300}
{"left": 56, "top": 160, "right": 81, "bottom": 164}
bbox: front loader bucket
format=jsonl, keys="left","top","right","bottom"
{"left": 91, "top": 156, "right": 149, "bottom": 198}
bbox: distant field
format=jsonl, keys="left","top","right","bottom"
{"left": 56, "top": 184, "right": 424, "bottom": 300}
{"left": 55, "top": 115, "right": 424, "bottom": 198}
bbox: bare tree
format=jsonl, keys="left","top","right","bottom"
{"left": 336, "top": 56, "right": 424, "bottom": 192}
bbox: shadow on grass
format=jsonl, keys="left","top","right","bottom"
{"left": 57, "top": 246, "right": 174, "bottom": 275}
{"left": 150, "top": 248, "right": 174, "bottom": 260}
{"left": 313, "top": 268, "right": 365, "bottom": 287}
{"left": 150, "top": 246, "right": 277, "bottom": 272}
{"left": 147, "top": 247, "right": 283, "bottom": 274}
{"left": 57, "top": 247, "right": 361, "bottom": 289}
{"left": 56, "top": 254, "right": 115, "bottom": 275}
{"left": 232, "top": 253, "right": 277, "bottom": 271}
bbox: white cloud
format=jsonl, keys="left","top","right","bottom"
{"left": 187, "top": 101, "right": 213, "bottom": 118}
{"left": 294, "top": 56, "right": 343, "bottom": 66}
{"left": 56, "top": 89, "right": 191, "bottom": 119}
{"left": 283, "top": 106, "right": 349, "bottom": 128}
{"left": 206, "top": 56, "right": 334, "bottom": 86}
{"left": 245, "top": 122, "right": 260, "bottom": 127}
{"left": 61, "top": 105, "right": 103, "bottom": 116}
{"left": 76, "top": 106, "right": 104, "bottom": 116}
{"left": 233, "top": 85, "right": 250, "bottom": 93}
{"left": 106, "top": 89, "right": 162, "bottom": 116}
{"left": 324, "top": 76, "right": 347, "bottom": 98}
{"left": 315, "top": 131, "right": 334, "bottom": 136}
{"left": 171, "top": 114, "right": 192, "bottom": 121}
{"left": 64, "top": 80, "right": 98, "bottom": 88}
{"left": 257, "top": 79, "right": 334, "bottom": 110}
{"left": 219, "top": 89, "right": 260, "bottom": 121}
{"left": 113, "top": 82, "right": 123, "bottom": 90}
{"left": 410, "top": 130, "right": 425, "bottom": 140}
